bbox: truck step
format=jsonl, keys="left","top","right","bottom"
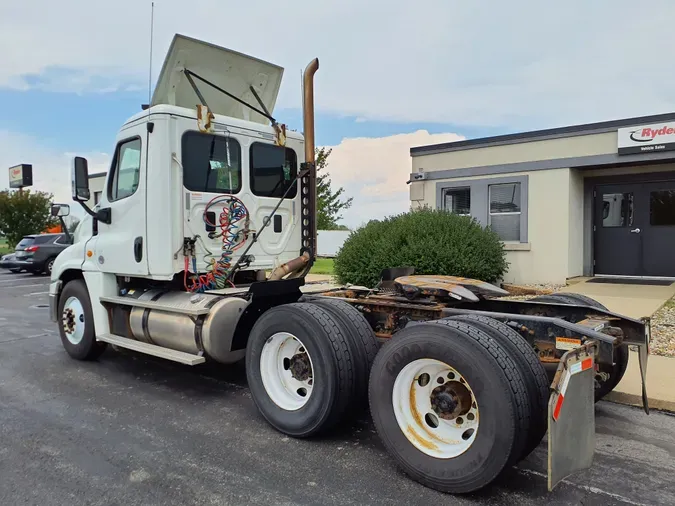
{"left": 96, "top": 333, "right": 206, "bottom": 365}
{"left": 99, "top": 295, "right": 211, "bottom": 316}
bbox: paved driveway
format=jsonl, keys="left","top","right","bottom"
{"left": 1, "top": 271, "right": 675, "bottom": 505}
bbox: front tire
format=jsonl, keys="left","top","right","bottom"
{"left": 368, "top": 321, "right": 526, "bottom": 494}
{"left": 245, "top": 303, "right": 355, "bottom": 438}
{"left": 58, "top": 279, "right": 107, "bottom": 361}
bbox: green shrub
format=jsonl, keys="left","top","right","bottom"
{"left": 334, "top": 208, "right": 508, "bottom": 287}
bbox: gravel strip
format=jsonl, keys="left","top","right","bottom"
{"left": 650, "top": 299, "right": 675, "bottom": 358}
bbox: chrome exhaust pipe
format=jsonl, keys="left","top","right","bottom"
{"left": 302, "top": 58, "right": 319, "bottom": 265}
{"left": 303, "top": 58, "right": 319, "bottom": 166}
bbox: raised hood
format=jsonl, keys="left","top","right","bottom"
{"left": 151, "top": 34, "right": 284, "bottom": 125}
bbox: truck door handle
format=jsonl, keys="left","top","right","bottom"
{"left": 630, "top": 228, "right": 641, "bottom": 234}
{"left": 134, "top": 237, "right": 143, "bottom": 262}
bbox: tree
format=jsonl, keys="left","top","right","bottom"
{"left": 0, "top": 189, "right": 57, "bottom": 248}
{"left": 316, "top": 147, "right": 353, "bottom": 230}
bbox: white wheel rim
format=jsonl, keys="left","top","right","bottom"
{"left": 392, "top": 358, "right": 479, "bottom": 459}
{"left": 47, "top": 259, "right": 54, "bottom": 272}
{"left": 260, "top": 332, "right": 314, "bottom": 411}
{"left": 62, "top": 296, "right": 85, "bottom": 345}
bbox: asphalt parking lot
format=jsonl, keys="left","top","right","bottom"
{"left": 1, "top": 270, "right": 674, "bottom": 506}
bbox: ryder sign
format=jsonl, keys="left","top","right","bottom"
{"left": 618, "top": 121, "right": 675, "bottom": 155}
{"left": 8, "top": 164, "right": 33, "bottom": 189}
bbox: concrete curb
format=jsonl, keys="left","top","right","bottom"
{"left": 605, "top": 390, "right": 675, "bottom": 414}
{"left": 608, "top": 350, "right": 675, "bottom": 414}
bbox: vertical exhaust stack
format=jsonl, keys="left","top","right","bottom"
{"left": 302, "top": 58, "right": 319, "bottom": 263}
{"left": 268, "top": 58, "right": 319, "bottom": 282}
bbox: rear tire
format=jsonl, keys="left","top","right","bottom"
{"left": 530, "top": 292, "right": 629, "bottom": 401}
{"left": 245, "top": 303, "right": 355, "bottom": 438}
{"left": 446, "top": 314, "right": 549, "bottom": 461}
{"left": 302, "top": 297, "right": 379, "bottom": 408}
{"left": 58, "top": 279, "right": 107, "bottom": 361}
{"left": 368, "top": 320, "right": 528, "bottom": 494}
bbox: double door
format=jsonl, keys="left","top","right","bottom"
{"left": 594, "top": 180, "right": 675, "bottom": 277}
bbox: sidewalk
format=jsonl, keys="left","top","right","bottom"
{"left": 559, "top": 279, "right": 675, "bottom": 319}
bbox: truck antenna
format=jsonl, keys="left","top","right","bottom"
{"left": 148, "top": 1, "right": 155, "bottom": 105}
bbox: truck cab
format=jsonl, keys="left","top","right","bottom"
{"left": 55, "top": 34, "right": 305, "bottom": 281}
{"left": 50, "top": 34, "right": 316, "bottom": 350}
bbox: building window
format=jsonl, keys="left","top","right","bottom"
{"left": 436, "top": 175, "right": 528, "bottom": 243}
{"left": 489, "top": 183, "right": 521, "bottom": 241}
{"left": 443, "top": 187, "right": 470, "bottom": 215}
{"left": 109, "top": 137, "right": 142, "bottom": 202}
{"left": 650, "top": 190, "right": 675, "bottom": 226}
{"left": 602, "top": 192, "right": 633, "bottom": 227}
{"left": 182, "top": 131, "right": 241, "bottom": 194}
{"left": 249, "top": 143, "right": 297, "bottom": 198}
{"left": 94, "top": 191, "right": 102, "bottom": 205}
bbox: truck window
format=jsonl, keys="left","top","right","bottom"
{"left": 182, "top": 132, "right": 241, "bottom": 194}
{"left": 109, "top": 137, "right": 142, "bottom": 201}
{"left": 250, "top": 143, "right": 297, "bottom": 198}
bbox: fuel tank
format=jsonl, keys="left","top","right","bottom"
{"left": 124, "top": 289, "right": 249, "bottom": 364}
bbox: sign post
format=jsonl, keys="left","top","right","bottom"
{"left": 8, "top": 164, "right": 33, "bottom": 191}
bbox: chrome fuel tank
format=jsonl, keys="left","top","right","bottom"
{"left": 126, "top": 289, "right": 248, "bottom": 364}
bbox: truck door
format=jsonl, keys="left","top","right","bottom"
{"left": 92, "top": 125, "right": 149, "bottom": 276}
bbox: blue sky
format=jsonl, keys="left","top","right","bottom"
{"left": 2, "top": 0, "right": 675, "bottom": 227}
{"left": 0, "top": 87, "right": 503, "bottom": 153}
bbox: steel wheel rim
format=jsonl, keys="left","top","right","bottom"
{"left": 392, "top": 358, "right": 479, "bottom": 459}
{"left": 62, "top": 296, "right": 85, "bottom": 345}
{"left": 260, "top": 332, "right": 314, "bottom": 411}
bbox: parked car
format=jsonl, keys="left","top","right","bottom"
{"left": 0, "top": 253, "right": 22, "bottom": 273}
{"left": 14, "top": 233, "right": 72, "bottom": 275}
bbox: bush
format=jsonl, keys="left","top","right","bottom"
{"left": 334, "top": 208, "right": 508, "bottom": 287}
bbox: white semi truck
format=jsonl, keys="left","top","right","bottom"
{"left": 49, "top": 34, "right": 651, "bottom": 495}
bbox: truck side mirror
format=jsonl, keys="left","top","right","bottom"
{"left": 72, "top": 156, "right": 91, "bottom": 202}
{"left": 51, "top": 204, "right": 71, "bottom": 217}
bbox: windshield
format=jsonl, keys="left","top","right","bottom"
{"left": 16, "top": 237, "right": 35, "bottom": 250}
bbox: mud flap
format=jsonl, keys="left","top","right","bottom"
{"left": 548, "top": 342, "right": 598, "bottom": 491}
{"left": 639, "top": 317, "right": 651, "bottom": 415}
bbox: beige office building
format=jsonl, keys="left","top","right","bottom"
{"left": 408, "top": 113, "right": 675, "bottom": 285}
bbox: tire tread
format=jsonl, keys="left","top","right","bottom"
{"left": 446, "top": 314, "right": 549, "bottom": 460}
{"left": 429, "top": 319, "right": 531, "bottom": 467}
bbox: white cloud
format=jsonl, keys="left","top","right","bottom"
{"left": 2, "top": 1, "right": 675, "bottom": 129}
{"left": 319, "top": 130, "right": 464, "bottom": 228}
{"left": 0, "top": 128, "right": 460, "bottom": 229}
{"left": 0, "top": 130, "right": 109, "bottom": 215}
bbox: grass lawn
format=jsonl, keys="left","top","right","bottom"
{"left": 0, "top": 238, "right": 10, "bottom": 256}
{"left": 310, "top": 257, "right": 334, "bottom": 275}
